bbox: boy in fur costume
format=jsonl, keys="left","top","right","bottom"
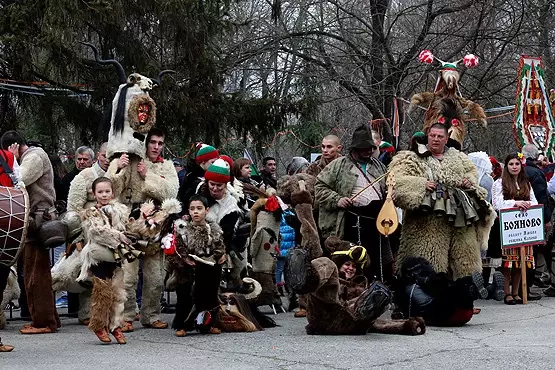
{"left": 77, "top": 177, "right": 134, "bottom": 344}
{"left": 284, "top": 175, "right": 425, "bottom": 335}
{"left": 163, "top": 195, "right": 226, "bottom": 336}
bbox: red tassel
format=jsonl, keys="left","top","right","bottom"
{"left": 265, "top": 196, "right": 280, "bottom": 212}
{"left": 418, "top": 50, "right": 434, "bottom": 64}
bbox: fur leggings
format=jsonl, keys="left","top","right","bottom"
{"left": 89, "top": 265, "right": 126, "bottom": 332}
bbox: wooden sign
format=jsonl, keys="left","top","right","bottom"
{"left": 499, "top": 205, "right": 545, "bottom": 249}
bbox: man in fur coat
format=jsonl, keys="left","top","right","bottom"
{"left": 107, "top": 128, "right": 179, "bottom": 331}
{"left": 1, "top": 131, "right": 60, "bottom": 334}
{"left": 388, "top": 122, "right": 494, "bottom": 279}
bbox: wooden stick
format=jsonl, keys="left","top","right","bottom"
{"left": 350, "top": 172, "right": 389, "bottom": 201}
{"left": 520, "top": 246, "right": 528, "bottom": 304}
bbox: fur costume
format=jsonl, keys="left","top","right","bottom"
{"left": 283, "top": 178, "right": 425, "bottom": 335}
{"left": 249, "top": 196, "right": 282, "bottom": 307}
{"left": 394, "top": 257, "right": 486, "bottom": 326}
{"left": 77, "top": 202, "right": 137, "bottom": 281}
{"left": 106, "top": 156, "right": 179, "bottom": 206}
{"left": 0, "top": 267, "right": 20, "bottom": 329}
{"left": 410, "top": 51, "right": 486, "bottom": 148}
{"left": 163, "top": 217, "right": 226, "bottom": 332}
{"left": 388, "top": 148, "right": 496, "bottom": 279}
{"left": 89, "top": 267, "right": 126, "bottom": 333}
{"left": 217, "top": 278, "right": 277, "bottom": 332}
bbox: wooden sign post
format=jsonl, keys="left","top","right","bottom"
{"left": 499, "top": 205, "right": 545, "bottom": 304}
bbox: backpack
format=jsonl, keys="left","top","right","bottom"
{"left": 284, "top": 247, "right": 317, "bottom": 294}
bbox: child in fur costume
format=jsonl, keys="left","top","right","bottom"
{"left": 77, "top": 177, "right": 132, "bottom": 344}
{"left": 164, "top": 195, "right": 226, "bottom": 336}
{"left": 284, "top": 176, "right": 425, "bottom": 336}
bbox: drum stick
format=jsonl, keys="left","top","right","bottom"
{"left": 350, "top": 172, "right": 389, "bottom": 202}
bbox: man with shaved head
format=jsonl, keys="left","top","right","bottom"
{"left": 306, "top": 134, "right": 343, "bottom": 177}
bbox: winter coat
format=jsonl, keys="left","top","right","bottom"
{"left": 279, "top": 209, "right": 296, "bottom": 257}
{"left": 315, "top": 156, "right": 387, "bottom": 239}
{"left": 19, "top": 147, "right": 56, "bottom": 215}
{"left": 260, "top": 170, "right": 277, "bottom": 189}
{"left": 306, "top": 155, "right": 342, "bottom": 178}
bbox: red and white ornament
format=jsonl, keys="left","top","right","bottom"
{"left": 418, "top": 50, "right": 435, "bottom": 64}
{"left": 463, "top": 54, "right": 479, "bottom": 68}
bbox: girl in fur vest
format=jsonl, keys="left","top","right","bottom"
{"left": 79, "top": 177, "right": 130, "bottom": 344}
{"left": 164, "top": 195, "right": 226, "bottom": 337}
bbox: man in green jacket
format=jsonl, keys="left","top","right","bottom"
{"left": 315, "top": 124, "right": 393, "bottom": 283}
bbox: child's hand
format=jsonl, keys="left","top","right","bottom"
{"left": 8, "top": 143, "right": 19, "bottom": 159}
{"left": 217, "top": 254, "right": 227, "bottom": 265}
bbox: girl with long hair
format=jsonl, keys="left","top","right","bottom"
{"left": 491, "top": 153, "right": 537, "bottom": 305}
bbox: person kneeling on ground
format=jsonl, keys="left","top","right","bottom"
{"left": 284, "top": 177, "right": 425, "bottom": 336}
{"left": 393, "top": 257, "right": 504, "bottom": 326}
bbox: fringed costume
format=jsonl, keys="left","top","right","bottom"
{"left": 78, "top": 202, "right": 135, "bottom": 344}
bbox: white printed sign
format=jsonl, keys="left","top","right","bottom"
{"left": 499, "top": 205, "right": 545, "bottom": 249}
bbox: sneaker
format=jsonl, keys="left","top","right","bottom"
{"left": 55, "top": 295, "right": 68, "bottom": 309}
{"left": 544, "top": 286, "right": 555, "bottom": 297}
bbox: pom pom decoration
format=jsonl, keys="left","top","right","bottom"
{"left": 418, "top": 50, "right": 434, "bottom": 64}
{"left": 161, "top": 232, "right": 177, "bottom": 255}
{"left": 451, "top": 118, "right": 461, "bottom": 127}
{"left": 265, "top": 196, "right": 280, "bottom": 212}
{"left": 437, "top": 117, "right": 446, "bottom": 124}
{"left": 463, "top": 54, "right": 479, "bottom": 68}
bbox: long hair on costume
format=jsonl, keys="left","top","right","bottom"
{"left": 501, "top": 154, "right": 531, "bottom": 201}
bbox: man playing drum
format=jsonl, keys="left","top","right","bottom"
{"left": 1, "top": 131, "right": 60, "bottom": 334}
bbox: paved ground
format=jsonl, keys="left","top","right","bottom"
{"left": 2, "top": 297, "right": 555, "bottom": 369}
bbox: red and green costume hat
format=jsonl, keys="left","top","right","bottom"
{"left": 195, "top": 144, "right": 219, "bottom": 164}
{"left": 205, "top": 158, "right": 231, "bottom": 183}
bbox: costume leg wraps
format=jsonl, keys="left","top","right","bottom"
{"left": 89, "top": 277, "right": 113, "bottom": 332}
{"left": 89, "top": 267, "right": 126, "bottom": 332}
{"left": 122, "top": 259, "right": 140, "bottom": 322}
{"left": 139, "top": 250, "right": 163, "bottom": 325}
{"left": 78, "top": 290, "right": 92, "bottom": 322}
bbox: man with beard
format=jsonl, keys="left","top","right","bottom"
{"left": 306, "top": 135, "right": 343, "bottom": 178}
{"left": 315, "top": 124, "right": 393, "bottom": 284}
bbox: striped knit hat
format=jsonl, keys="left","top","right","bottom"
{"left": 195, "top": 144, "right": 219, "bottom": 164}
{"left": 204, "top": 158, "right": 230, "bottom": 183}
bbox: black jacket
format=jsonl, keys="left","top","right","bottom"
{"left": 525, "top": 159, "right": 553, "bottom": 220}
{"left": 260, "top": 170, "right": 277, "bottom": 189}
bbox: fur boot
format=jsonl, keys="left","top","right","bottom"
{"left": 89, "top": 277, "right": 114, "bottom": 332}
{"left": 109, "top": 268, "right": 126, "bottom": 331}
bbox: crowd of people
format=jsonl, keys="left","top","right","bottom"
{"left": 1, "top": 120, "right": 555, "bottom": 352}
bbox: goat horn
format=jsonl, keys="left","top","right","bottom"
{"left": 80, "top": 42, "right": 127, "bottom": 84}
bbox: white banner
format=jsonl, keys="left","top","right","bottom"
{"left": 499, "top": 205, "right": 545, "bottom": 249}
